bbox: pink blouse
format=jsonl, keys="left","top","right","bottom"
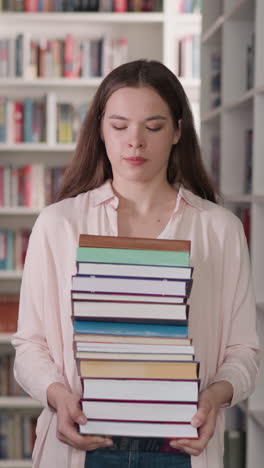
{"left": 12, "top": 180, "right": 261, "bottom": 468}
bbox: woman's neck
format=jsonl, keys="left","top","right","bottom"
{"left": 111, "top": 178, "right": 177, "bottom": 216}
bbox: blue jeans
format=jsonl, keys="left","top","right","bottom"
{"left": 85, "top": 449, "right": 191, "bottom": 468}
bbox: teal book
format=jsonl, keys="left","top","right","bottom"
{"left": 76, "top": 247, "right": 189, "bottom": 267}
{"left": 73, "top": 320, "right": 188, "bottom": 338}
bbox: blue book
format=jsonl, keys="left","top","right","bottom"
{"left": 73, "top": 320, "right": 188, "bottom": 338}
{"left": 23, "top": 98, "right": 33, "bottom": 143}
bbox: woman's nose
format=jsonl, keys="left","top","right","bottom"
{"left": 127, "top": 129, "right": 145, "bottom": 149}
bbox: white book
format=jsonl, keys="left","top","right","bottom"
{"left": 74, "top": 333, "right": 191, "bottom": 346}
{"left": 81, "top": 400, "right": 197, "bottom": 423}
{"left": 72, "top": 275, "right": 191, "bottom": 296}
{"left": 76, "top": 351, "right": 194, "bottom": 361}
{"left": 183, "top": 35, "right": 193, "bottom": 79}
{"left": 8, "top": 38, "right": 16, "bottom": 78}
{"left": 72, "top": 300, "right": 188, "bottom": 322}
{"left": 71, "top": 291, "right": 186, "bottom": 304}
{"left": 7, "top": 100, "right": 14, "bottom": 144}
{"left": 77, "top": 261, "right": 192, "bottom": 280}
{"left": 79, "top": 419, "right": 198, "bottom": 438}
{"left": 82, "top": 378, "right": 199, "bottom": 402}
{"left": 76, "top": 341, "right": 194, "bottom": 355}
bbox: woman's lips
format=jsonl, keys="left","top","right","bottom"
{"left": 123, "top": 157, "right": 146, "bottom": 166}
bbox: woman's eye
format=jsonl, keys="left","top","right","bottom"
{"left": 146, "top": 127, "right": 162, "bottom": 132}
{"left": 113, "top": 126, "right": 127, "bottom": 130}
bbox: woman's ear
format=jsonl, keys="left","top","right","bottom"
{"left": 173, "top": 119, "right": 182, "bottom": 145}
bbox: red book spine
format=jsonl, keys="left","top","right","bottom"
{"left": 24, "top": 0, "right": 38, "bottom": 11}
{"left": 14, "top": 101, "right": 23, "bottom": 143}
{"left": 64, "top": 35, "right": 74, "bottom": 78}
{"left": 114, "top": 0, "right": 127, "bottom": 12}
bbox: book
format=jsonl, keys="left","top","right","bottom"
{"left": 79, "top": 234, "right": 190, "bottom": 252}
{"left": 74, "top": 333, "right": 192, "bottom": 345}
{"left": 75, "top": 351, "right": 194, "bottom": 361}
{"left": 73, "top": 320, "right": 188, "bottom": 338}
{"left": 0, "top": 295, "right": 19, "bottom": 333}
{"left": 72, "top": 275, "right": 192, "bottom": 296}
{"left": 77, "top": 261, "right": 193, "bottom": 280}
{"left": 71, "top": 291, "right": 187, "bottom": 304}
{"left": 75, "top": 341, "right": 194, "bottom": 354}
{"left": 79, "top": 419, "right": 198, "bottom": 438}
{"left": 72, "top": 300, "right": 189, "bottom": 324}
{"left": 81, "top": 378, "right": 199, "bottom": 402}
{"left": 81, "top": 400, "right": 198, "bottom": 423}
{"left": 77, "top": 247, "right": 190, "bottom": 267}
{"left": 77, "top": 359, "right": 199, "bottom": 379}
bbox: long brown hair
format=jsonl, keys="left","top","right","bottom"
{"left": 57, "top": 59, "right": 218, "bottom": 203}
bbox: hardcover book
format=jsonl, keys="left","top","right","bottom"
{"left": 77, "top": 358, "right": 199, "bottom": 379}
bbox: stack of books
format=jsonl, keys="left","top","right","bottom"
{"left": 71, "top": 234, "right": 200, "bottom": 451}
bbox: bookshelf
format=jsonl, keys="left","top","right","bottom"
{"left": 0, "top": 1, "right": 201, "bottom": 465}
{"left": 201, "top": 0, "right": 264, "bottom": 467}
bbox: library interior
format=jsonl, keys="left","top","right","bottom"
{"left": 0, "top": 1, "right": 263, "bottom": 468}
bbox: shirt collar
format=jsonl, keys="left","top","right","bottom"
{"left": 90, "top": 179, "right": 205, "bottom": 212}
{"left": 90, "top": 179, "right": 118, "bottom": 208}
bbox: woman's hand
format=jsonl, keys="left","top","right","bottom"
{"left": 47, "top": 382, "right": 113, "bottom": 451}
{"left": 169, "top": 381, "right": 233, "bottom": 456}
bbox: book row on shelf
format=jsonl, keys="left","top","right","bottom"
{"left": 0, "top": 412, "right": 37, "bottom": 460}
{"left": 0, "top": 353, "right": 26, "bottom": 396}
{"left": 209, "top": 35, "right": 255, "bottom": 111}
{"left": 0, "top": 0, "right": 164, "bottom": 13}
{"left": 0, "top": 229, "right": 30, "bottom": 271}
{"left": 175, "top": 0, "right": 200, "bottom": 14}
{"left": 0, "top": 34, "right": 128, "bottom": 79}
{"left": 0, "top": 164, "right": 65, "bottom": 208}
{"left": 0, "top": 33, "right": 201, "bottom": 82}
{"left": 0, "top": 96, "right": 88, "bottom": 144}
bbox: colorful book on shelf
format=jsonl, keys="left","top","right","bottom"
{"left": 71, "top": 234, "right": 199, "bottom": 448}
{"left": 0, "top": 295, "right": 19, "bottom": 333}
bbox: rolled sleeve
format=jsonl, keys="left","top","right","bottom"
{"left": 210, "top": 220, "right": 261, "bottom": 407}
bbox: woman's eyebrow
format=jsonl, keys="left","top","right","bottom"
{"left": 109, "top": 115, "right": 167, "bottom": 121}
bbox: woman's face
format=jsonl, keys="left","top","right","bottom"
{"left": 101, "top": 86, "right": 180, "bottom": 184}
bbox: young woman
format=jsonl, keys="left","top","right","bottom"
{"left": 12, "top": 60, "right": 260, "bottom": 468}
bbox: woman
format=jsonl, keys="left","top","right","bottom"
{"left": 12, "top": 60, "right": 260, "bottom": 468}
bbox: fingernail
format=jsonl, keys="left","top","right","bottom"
{"left": 105, "top": 440, "right": 113, "bottom": 446}
{"left": 191, "top": 417, "right": 201, "bottom": 427}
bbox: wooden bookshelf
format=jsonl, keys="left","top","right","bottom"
{"left": 201, "top": 0, "right": 264, "bottom": 466}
